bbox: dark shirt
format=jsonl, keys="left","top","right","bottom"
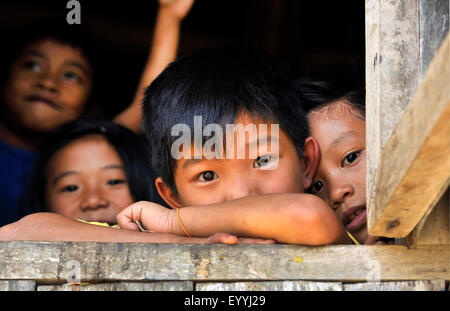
{"left": 0, "top": 139, "right": 37, "bottom": 227}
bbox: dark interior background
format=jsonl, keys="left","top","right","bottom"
{"left": 0, "top": 0, "right": 365, "bottom": 118}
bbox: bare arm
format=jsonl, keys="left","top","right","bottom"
{"left": 117, "top": 193, "right": 350, "bottom": 245}
{"left": 113, "top": 0, "right": 195, "bottom": 132}
{"left": 0, "top": 212, "right": 239, "bottom": 244}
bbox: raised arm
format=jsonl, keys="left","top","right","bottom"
{"left": 113, "top": 0, "right": 195, "bottom": 132}
{"left": 117, "top": 193, "right": 351, "bottom": 245}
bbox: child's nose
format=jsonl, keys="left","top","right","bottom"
{"left": 36, "top": 73, "right": 59, "bottom": 93}
{"left": 329, "top": 183, "right": 354, "bottom": 209}
{"left": 80, "top": 188, "right": 109, "bottom": 210}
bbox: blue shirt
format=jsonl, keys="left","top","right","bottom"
{"left": 0, "top": 139, "right": 37, "bottom": 227}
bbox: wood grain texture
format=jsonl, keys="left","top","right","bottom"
{"left": 0, "top": 280, "right": 36, "bottom": 291}
{"left": 419, "top": 0, "right": 449, "bottom": 80}
{"left": 0, "top": 242, "right": 448, "bottom": 282}
{"left": 196, "top": 281, "right": 343, "bottom": 291}
{"left": 407, "top": 188, "right": 450, "bottom": 247}
{"left": 37, "top": 281, "right": 193, "bottom": 291}
{"left": 365, "top": 0, "right": 420, "bottom": 214}
{"left": 343, "top": 280, "right": 445, "bottom": 291}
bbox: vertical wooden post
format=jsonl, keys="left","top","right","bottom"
{"left": 365, "top": 0, "right": 420, "bottom": 219}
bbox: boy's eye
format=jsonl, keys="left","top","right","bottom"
{"left": 63, "top": 71, "right": 81, "bottom": 82}
{"left": 342, "top": 151, "right": 360, "bottom": 167}
{"left": 253, "top": 154, "right": 277, "bottom": 170}
{"left": 24, "top": 61, "right": 42, "bottom": 72}
{"left": 198, "top": 171, "right": 217, "bottom": 182}
{"left": 309, "top": 181, "right": 323, "bottom": 195}
{"left": 107, "top": 179, "right": 125, "bottom": 186}
{"left": 61, "top": 185, "right": 78, "bottom": 193}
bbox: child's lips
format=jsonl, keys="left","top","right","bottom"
{"left": 343, "top": 205, "right": 366, "bottom": 231}
{"left": 25, "top": 94, "right": 60, "bottom": 110}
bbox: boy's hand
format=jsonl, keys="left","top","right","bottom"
{"left": 158, "top": 0, "right": 195, "bottom": 20}
{"left": 116, "top": 201, "right": 174, "bottom": 234}
{"left": 203, "top": 233, "right": 276, "bottom": 245}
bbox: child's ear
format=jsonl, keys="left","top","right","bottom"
{"left": 301, "top": 136, "right": 320, "bottom": 189}
{"left": 155, "top": 177, "right": 182, "bottom": 209}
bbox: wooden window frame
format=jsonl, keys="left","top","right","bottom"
{"left": 0, "top": 1, "right": 448, "bottom": 286}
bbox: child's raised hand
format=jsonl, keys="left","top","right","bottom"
{"left": 116, "top": 201, "right": 173, "bottom": 233}
{"left": 158, "top": 0, "right": 195, "bottom": 20}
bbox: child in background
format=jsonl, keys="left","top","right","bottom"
{"left": 20, "top": 119, "right": 167, "bottom": 224}
{"left": 0, "top": 21, "right": 93, "bottom": 226}
{"left": 295, "top": 78, "right": 393, "bottom": 245}
{"left": 0, "top": 0, "right": 194, "bottom": 226}
{"left": 0, "top": 46, "right": 348, "bottom": 245}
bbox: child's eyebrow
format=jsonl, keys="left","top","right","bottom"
{"left": 102, "top": 165, "right": 125, "bottom": 171}
{"left": 182, "top": 159, "right": 206, "bottom": 169}
{"left": 22, "top": 50, "right": 46, "bottom": 59}
{"left": 328, "top": 130, "right": 359, "bottom": 150}
{"left": 247, "top": 135, "right": 279, "bottom": 149}
{"left": 52, "top": 165, "right": 124, "bottom": 184}
{"left": 64, "top": 60, "right": 90, "bottom": 76}
{"left": 52, "top": 171, "right": 77, "bottom": 185}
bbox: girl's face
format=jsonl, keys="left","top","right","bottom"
{"left": 45, "top": 135, "right": 134, "bottom": 224}
{"left": 307, "top": 101, "right": 368, "bottom": 243}
{"left": 4, "top": 39, "right": 92, "bottom": 132}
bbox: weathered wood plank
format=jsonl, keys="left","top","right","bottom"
{"left": 407, "top": 188, "right": 450, "bottom": 247}
{"left": 343, "top": 280, "right": 445, "bottom": 291}
{"left": 196, "top": 281, "right": 342, "bottom": 291}
{"left": 365, "top": 0, "right": 420, "bottom": 215}
{"left": 368, "top": 33, "right": 450, "bottom": 238}
{"left": 0, "top": 280, "right": 36, "bottom": 291}
{"left": 419, "top": 0, "right": 449, "bottom": 80}
{"left": 0, "top": 242, "right": 448, "bottom": 282}
{"left": 37, "top": 281, "right": 193, "bottom": 291}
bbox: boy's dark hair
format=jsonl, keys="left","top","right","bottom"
{"left": 21, "top": 118, "right": 166, "bottom": 216}
{"left": 294, "top": 77, "right": 365, "bottom": 119}
{"left": 142, "top": 46, "right": 309, "bottom": 193}
{"left": 1, "top": 17, "right": 99, "bottom": 113}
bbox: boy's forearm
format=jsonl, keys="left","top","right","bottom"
{"left": 173, "top": 193, "right": 348, "bottom": 245}
{"left": 0, "top": 213, "right": 213, "bottom": 244}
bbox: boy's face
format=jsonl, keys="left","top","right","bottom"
{"left": 156, "top": 113, "right": 319, "bottom": 207}
{"left": 4, "top": 39, "right": 92, "bottom": 132}
{"left": 307, "top": 101, "right": 368, "bottom": 243}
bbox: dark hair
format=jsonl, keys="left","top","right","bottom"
{"left": 142, "top": 46, "right": 309, "bottom": 193}
{"left": 21, "top": 118, "right": 165, "bottom": 216}
{"left": 294, "top": 77, "right": 365, "bottom": 118}
{"left": 1, "top": 17, "right": 99, "bottom": 114}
